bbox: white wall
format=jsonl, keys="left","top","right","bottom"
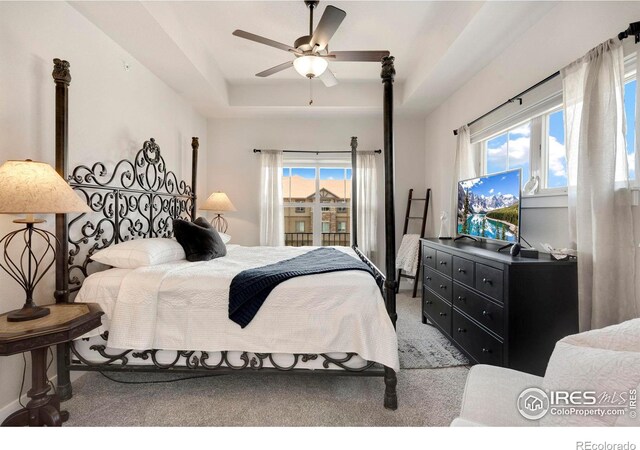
{"left": 0, "top": 2, "right": 207, "bottom": 420}
{"left": 207, "top": 115, "right": 426, "bottom": 270}
{"left": 423, "top": 1, "right": 640, "bottom": 248}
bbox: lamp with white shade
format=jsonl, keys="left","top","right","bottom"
{"left": 200, "top": 192, "right": 236, "bottom": 233}
{"left": 0, "top": 160, "right": 90, "bottom": 322}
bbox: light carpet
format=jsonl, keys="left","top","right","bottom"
{"left": 63, "top": 291, "right": 470, "bottom": 426}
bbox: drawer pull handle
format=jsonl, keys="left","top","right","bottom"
{"left": 457, "top": 296, "right": 465, "bottom": 301}
{"left": 426, "top": 276, "right": 432, "bottom": 281}
{"left": 425, "top": 301, "right": 433, "bottom": 305}
{"left": 439, "top": 284, "right": 446, "bottom": 290}
{"left": 482, "top": 310, "right": 490, "bottom": 317}
{"left": 426, "top": 256, "right": 432, "bottom": 259}
{"left": 482, "top": 278, "right": 492, "bottom": 285}
{"left": 439, "top": 312, "right": 447, "bottom": 317}
{"left": 457, "top": 327, "right": 466, "bottom": 333}
{"left": 440, "top": 261, "right": 447, "bottom": 265}
{"left": 481, "top": 348, "right": 492, "bottom": 353}
{"left": 457, "top": 268, "right": 465, "bottom": 273}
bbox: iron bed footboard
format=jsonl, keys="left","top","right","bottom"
{"left": 51, "top": 55, "right": 398, "bottom": 410}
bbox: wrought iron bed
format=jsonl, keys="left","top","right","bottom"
{"left": 51, "top": 56, "right": 398, "bottom": 410}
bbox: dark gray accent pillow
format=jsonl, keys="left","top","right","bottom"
{"left": 173, "top": 217, "right": 227, "bottom": 262}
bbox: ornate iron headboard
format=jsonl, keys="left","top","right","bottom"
{"left": 66, "top": 137, "right": 199, "bottom": 293}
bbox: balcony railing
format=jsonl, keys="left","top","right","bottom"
{"left": 284, "top": 232, "right": 351, "bottom": 247}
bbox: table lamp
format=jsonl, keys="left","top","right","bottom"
{"left": 201, "top": 191, "right": 236, "bottom": 233}
{"left": 0, "top": 160, "right": 90, "bottom": 322}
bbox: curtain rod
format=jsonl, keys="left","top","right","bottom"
{"left": 452, "top": 20, "right": 640, "bottom": 136}
{"left": 253, "top": 149, "right": 382, "bottom": 154}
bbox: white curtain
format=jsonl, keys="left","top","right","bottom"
{"left": 259, "top": 150, "right": 284, "bottom": 246}
{"left": 356, "top": 152, "right": 378, "bottom": 258}
{"left": 450, "top": 125, "right": 479, "bottom": 236}
{"left": 562, "top": 38, "right": 638, "bottom": 331}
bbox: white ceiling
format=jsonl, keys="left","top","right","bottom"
{"left": 70, "top": 1, "right": 558, "bottom": 118}
{"left": 174, "top": 1, "right": 443, "bottom": 82}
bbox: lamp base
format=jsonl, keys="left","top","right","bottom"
{"left": 7, "top": 305, "right": 50, "bottom": 322}
{"left": 210, "top": 214, "right": 229, "bottom": 233}
{"left": 1, "top": 223, "right": 57, "bottom": 323}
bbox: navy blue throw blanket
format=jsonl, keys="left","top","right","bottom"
{"left": 229, "top": 247, "right": 374, "bottom": 328}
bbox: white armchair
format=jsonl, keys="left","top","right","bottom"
{"left": 452, "top": 365, "right": 542, "bottom": 426}
{"left": 452, "top": 318, "right": 640, "bottom": 427}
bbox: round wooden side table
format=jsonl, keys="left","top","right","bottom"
{"left": 0, "top": 303, "right": 103, "bottom": 427}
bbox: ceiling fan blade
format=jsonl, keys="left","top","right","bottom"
{"left": 310, "top": 5, "right": 346, "bottom": 52}
{"left": 324, "top": 51, "right": 391, "bottom": 62}
{"left": 233, "top": 30, "right": 299, "bottom": 54}
{"left": 319, "top": 68, "right": 338, "bottom": 88}
{"left": 256, "top": 61, "right": 294, "bottom": 77}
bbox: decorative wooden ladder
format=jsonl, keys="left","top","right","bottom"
{"left": 397, "top": 188, "right": 431, "bottom": 298}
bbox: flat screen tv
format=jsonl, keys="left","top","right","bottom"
{"left": 457, "top": 169, "right": 521, "bottom": 243}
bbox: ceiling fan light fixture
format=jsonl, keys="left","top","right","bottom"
{"left": 293, "top": 55, "right": 328, "bottom": 78}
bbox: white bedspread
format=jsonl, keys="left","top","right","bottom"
{"left": 76, "top": 245, "right": 399, "bottom": 371}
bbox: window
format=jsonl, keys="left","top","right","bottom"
{"left": 625, "top": 78, "right": 637, "bottom": 180}
{"left": 484, "top": 122, "right": 531, "bottom": 188}
{"left": 545, "top": 109, "right": 567, "bottom": 188}
{"left": 283, "top": 164, "right": 351, "bottom": 246}
{"left": 480, "top": 69, "right": 637, "bottom": 194}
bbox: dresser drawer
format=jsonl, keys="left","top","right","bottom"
{"left": 423, "top": 288, "right": 452, "bottom": 335}
{"left": 435, "top": 251, "right": 452, "bottom": 277}
{"left": 423, "top": 267, "right": 452, "bottom": 302}
{"left": 452, "top": 256, "right": 474, "bottom": 287}
{"left": 453, "top": 283, "right": 504, "bottom": 338}
{"left": 475, "top": 263, "right": 504, "bottom": 302}
{"left": 422, "top": 245, "right": 436, "bottom": 269}
{"left": 452, "top": 310, "right": 503, "bottom": 366}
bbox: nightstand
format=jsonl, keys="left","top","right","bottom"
{"left": 0, "top": 303, "right": 103, "bottom": 427}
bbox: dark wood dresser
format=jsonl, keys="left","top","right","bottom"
{"left": 421, "top": 238, "right": 578, "bottom": 376}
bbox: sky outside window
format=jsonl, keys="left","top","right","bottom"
{"left": 625, "top": 79, "right": 636, "bottom": 180}
{"left": 547, "top": 110, "right": 567, "bottom": 188}
{"left": 487, "top": 133, "right": 508, "bottom": 174}
{"left": 291, "top": 167, "right": 316, "bottom": 179}
{"left": 507, "top": 122, "right": 530, "bottom": 185}
{"left": 486, "top": 121, "right": 531, "bottom": 187}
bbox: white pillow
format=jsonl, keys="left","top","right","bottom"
{"left": 91, "top": 238, "right": 186, "bottom": 269}
{"left": 218, "top": 233, "right": 231, "bottom": 244}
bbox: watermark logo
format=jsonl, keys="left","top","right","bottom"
{"left": 517, "top": 387, "right": 637, "bottom": 421}
{"left": 517, "top": 387, "right": 550, "bottom": 420}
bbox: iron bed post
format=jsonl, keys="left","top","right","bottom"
{"left": 350, "top": 136, "right": 358, "bottom": 248}
{"left": 381, "top": 55, "right": 398, "bottom": 411}
{"left": 190, "top": 137, "right": 199, "bottom": 220}
{"left": 52, "top": 58, "right": 73, "bottom": 401}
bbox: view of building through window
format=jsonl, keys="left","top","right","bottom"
{"left": 283, "top": 166, "right": 352, "bottom": 247}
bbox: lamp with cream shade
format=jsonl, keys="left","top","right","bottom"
{"left": 0, "top": 160, "right": 90, "bottom": 322}
{"left": 200, "top": 191, "right": 236, "bottom": 233}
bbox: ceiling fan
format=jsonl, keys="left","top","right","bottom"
{"left": 232, "top": 0, "right": 390, "bottom": 87}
